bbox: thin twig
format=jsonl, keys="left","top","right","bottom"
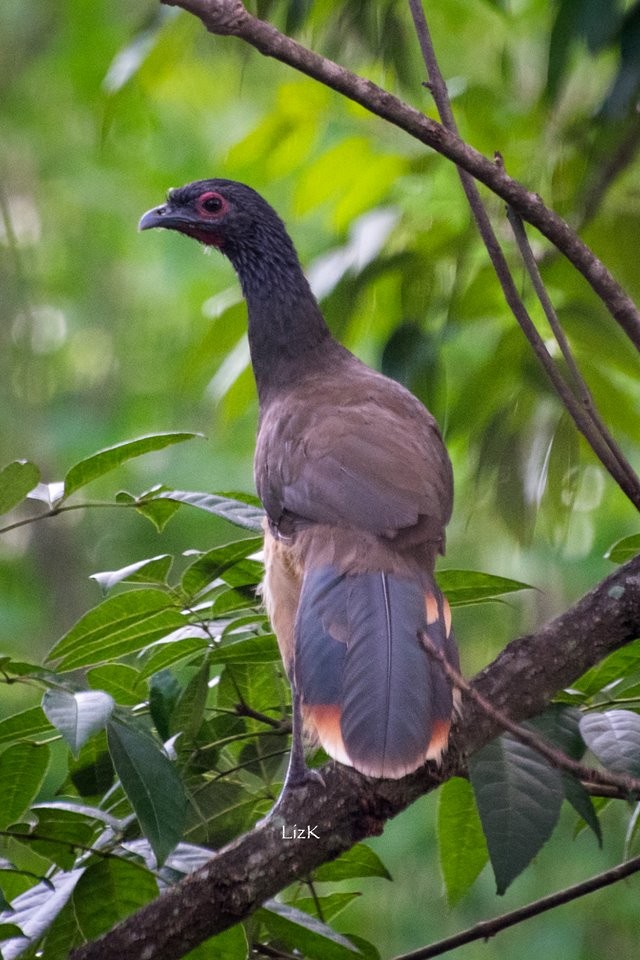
{"left": 421, "top": 631, "right": 640, "bottom": 797}
{"left": 161, "top": 0, "right": 640, "bottom": 350}
{"left": 506, "top": 206, "right": 640, "bottom": 499}
{"left": 392, "top": 853, "right": 640, "bottom": 960}
{"left": 405, "top": 0, "right": 640, "bottom": 511}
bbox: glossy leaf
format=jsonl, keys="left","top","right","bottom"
{"left": 209, "top": 634, "right": 280, "bottom": 665}
{"left": 437, "top": 776, "right": 489, "bottom": 904}
{"left": 0, "top": 743, "right": 50, "bottom": 830}
{"left": 28, "top": 807, "right": 96, "bottom": 871}
{"left": 43, "top": 689, "right": 115, "bottom": 755}
{"left": 63, "top": 433, "right": 201, "bottom": 498}
{"left": 579, "top": 710, "right": 640, "bottom": 778}
{"left": 0, "top": 707, "right": 55, "bottom": 747}
{"left": 437, "top": 569, "right": 533, "bottom": 606}
{"left": 87, "top": 664, "right": 147, "bottom": 706}
{"left": 562, "top": 774, "right": 602, "bottom": 846}
{"left": 72, "top": 859, "right": 158, "bottom": 941}
{"left": 288, "top": 893, "right": 361, "bottom": 922}
{"left": 116, "top": 488, "right": 182, "bottom": 532}
{"left": 183, "top": 923, "right": 249, "bottom": 960}
{"left": 90, "top": 554, "right": 173, "bottom": 592}
{"left": 107, "top": 718, "right": 187, "bottom": 866}
{"left": 0, "top": 461, "right": 40, "bottom": 515}
{"left": 181, "top": 537, "right": 263, "bottom": 597}
{"left": 185, "top": 780, "right": 264, "bottom": 848}
{"left": 314, "top": 844, "right": 391, "bottom": 882}
{"left": 149, "top": 670, "right": 182, "bottom": 742}
{"left": 0, "top": 870, "right": 83, "bottom": 960}
{"left": 169, "top": 660, "right": 211, "bottom": 741}
{"left": 68, "top": 734, "right": 115, "bottom": 798}
{"left": 160, "top": 491, "right": 265, "bottom": 532}
{"left": 605, "top": 534, "right": 640, "bottom": 564}
{"left": 469, "top": 734, "right": 563, "bottom": 894}
{"left": 139, "top": 635, "right": 209, "bottom": 679}
{"left": 259, "top": 900, "right": 360, "bottom": 960}
{"left": 46, "top": 589, "right": 186, "bottom": 670}
{"left": 571, "top": 639, "right": 640, "bottom": 697}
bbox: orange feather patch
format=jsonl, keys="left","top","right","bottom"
{"left": 304, "top": 704, "right": 352, "bottom": 768}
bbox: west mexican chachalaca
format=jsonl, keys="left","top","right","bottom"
{"left": 140, "top": 180, "right": 459, "bottom": 792}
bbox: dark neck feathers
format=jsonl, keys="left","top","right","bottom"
{"left": 224, "top": 216, "right": 339, "bottom": 400}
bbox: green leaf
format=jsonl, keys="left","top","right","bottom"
{"left": 1, "top": 868, "right": 83, "bottom": 955}
{"left": 0, "top": 924, "right": 24, "bottom": 940}
{"left": 107, "top": 718, "right": 187, "bottom": 866}
{"left": 29, "top": 807, "right": 96, "bottom": 870}
{"left": 149, "top": 670, "right": 182, "bottom": 742}
{"left": 183, "top": 923, "right": 248, "bottom": 960}
{"left": 87, "top": 664, "right": 147, "bottom": 706}
{"left": 287, "top": 893, "right": 361, "bottom": 922}
{"left": 90, "top": 554, "right": 173, "bottom": 592}
{"left": 42, "top": 690, "right": 115, "bottom": 755}
{"left": 437, "top": 776, "right": 489, "bottom": 905}
{"left": 0, "top": 461, "right": 40, "bottom": 515}
{"left": 63, "top": 433, "right": 201, "bottom": 499}
{"left": 185, "top": 780, "right": 263, "bottom": 848}
{"left": 68, "top": 735, "right": 115, "bottom": 798}
{"left": 0, "top": 707, "right": 55, "bottom": 747}
{"left": 526, "top": 705, "right": 585, "bottom": 759}
{"left": 37, "top": 898, "right": 84, "bottom": 960}
{"left": 605, "top": 534, "right": 640, "bottom": 564}
{"left": 259, "top": 900, "right": 360, "bottom": 960}
{"left": 314, "top": 844, "right": 391, "bottom": 882}
{"left": 181, "top": 537, "right": 263, "bottom": 597}
{"left": 139, "top": 635, "right": 209, "bottom": 679}
{"left": 170, "top": 660, "right": 211, "bottom": 741}
{"left": 210, "top": 634, "right": 280, "bottom": 665}
{"left": 0, "top": 743, "right": 50, "bottom": 830}
{"left": 46, "top": 588, "right": 186, "bottom": 670}
{"left": 572, "top": 639, "right": 640, "bottom": 697}
{"left": 579, "top": 710, "right": 640, "bottom": 777}
{"left": 72, "top": 859, "right": 158, "bottom": 942}
{"left": 469, "top": 734, "right": 563, "bottom": 894}
{"left": 562, "top": 774, "right": 602, "bottom": 846}
{"left": 116, "top": 488, "right": 182, "bottom": 532}
{"left": 160, "top": 491, "right": 265, "bottom": 532}
{"left": 437, "top": 569, "right": 533, "bottom": 606}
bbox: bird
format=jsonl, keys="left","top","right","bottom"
{"left": 139, "top": 179, "right": 459, "bottom": 790}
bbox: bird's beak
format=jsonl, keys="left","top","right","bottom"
{"left": 138, "top": 205, "right": 173, "bottom": 231}
{"left": 139, "top": 201, "right": 223, "bottom": 247}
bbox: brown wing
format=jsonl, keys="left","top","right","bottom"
{"left": 255, "top": 363, "right": 452, "bottom": 545}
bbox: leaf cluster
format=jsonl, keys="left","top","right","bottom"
{"left": 0, "top": 434, "right": 639, "bottom": 956}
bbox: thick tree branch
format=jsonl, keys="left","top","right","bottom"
{"left": 160, "top": 0, "right": 640, "bottom": 351}
{"left": 71, "top": 554, "right": 640, "bottom": 960}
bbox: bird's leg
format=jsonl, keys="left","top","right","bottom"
{"left": 284, "top": 687, "right": 322, "bottom": 788}
{"left": 266, "top": 688, "right": 324, "bottom": 820}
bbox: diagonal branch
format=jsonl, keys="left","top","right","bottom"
{"left": 393, "top": 852, "right": 640, "bottom": 960}
{"left": 160, "top": 0, "right": 640, "bottom": 352}
{"left": 70, "top": 553, "right": 640, "bottom": 960}
{"left": 406, "top": 0, "right": 640, "bottom": 511}
{"left": 506, "top": 207, "right": 640, "bottom": 502}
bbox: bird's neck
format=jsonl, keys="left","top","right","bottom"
{"left": 226, "top": 234, "right": 337, "bottom": 401}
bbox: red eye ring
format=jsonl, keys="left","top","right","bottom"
{"left": 198, "top": 191, "right": 226, "bottom": 216}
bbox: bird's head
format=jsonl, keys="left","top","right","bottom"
{"left": 138, "top": 178, "right": 285, "bottom": 256}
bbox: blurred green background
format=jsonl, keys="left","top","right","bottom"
{"left": 2, "top": 0, "right": 640, "bottom": 956}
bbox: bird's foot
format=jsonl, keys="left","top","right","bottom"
{"left": 260, "top": 765, "right": 325, "bottom": 826}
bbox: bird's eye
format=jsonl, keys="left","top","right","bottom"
{"left": 199, "top": 193, "right": 224, "bottom": 215}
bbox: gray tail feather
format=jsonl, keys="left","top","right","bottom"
{"left": 294, "top": 565, "right": 456, "bottom": 778}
